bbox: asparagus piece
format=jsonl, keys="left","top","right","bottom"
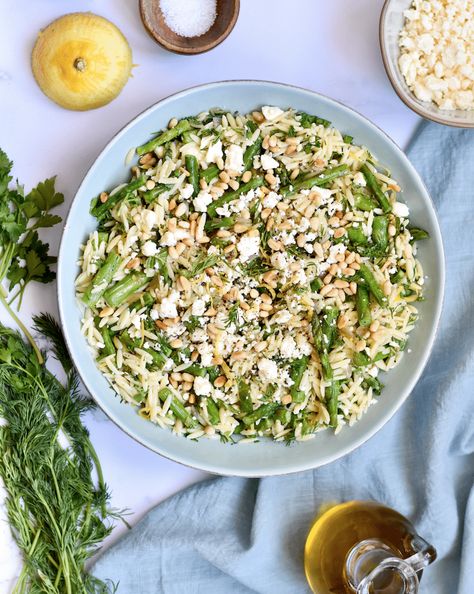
{"left": 131, "top": 292, "right": 154, "bottom": 311}
{"left": 353, "top": 351, "right": 371, "bottom": 367}
{"left": 281, "top": 164, "right": 349, "bottom": 197}
{"left": 243, "top": 136, "right": 262, "bottom": 171}
{"left": 372, "top": 215, "right": 389, "bottom": 250}
{"left": 207, "top": 177, "right": 264, "bottom": 217}
{"left": 289, "top": 356, "right": 309, "bottom": 403}
{"left": 143, "top": 183, "right": 171, "bottom": 205}
{"left": 200, "top": 164, "right": 220, "bottom": 183}
{"left": 91, "top": 175, "right": 147, "bottom": 220}
{"left": 100, "top": 326, "right": 115, "bottom": 356}
{"left": 136, "top": 120, "right": 191, "bottom": 155}
{"left": 312, "top": 308, "right": 340, "bottom": 427}
{"left": 238, "top": 379, "right": 253, "bottom": 414}
{"left": 273, "top": 407, "right": 291, "bottom": 425}
{"left": 353, "top": 192, "right": 378, "bottom": 212}
{"left": 356, "top": 285, "right": 372, "bottom": 327}
{"left": 185, "top": 154, "right": 200, "bottom": 197}
{"left": 360, "top": 164, "right": 392, "bottom": 213}
{"left": 205, "top": 216, "right": 236, "bottom": 232}
{"left": 158, "top": 388, "right": 197, "bottom": 429}
{"left": 104, "top": 272, "right": 148, "bottom": 308}
{"left": 82, "top": 251, "right": 122, "bottom": 306}
{"left": 347, "top": 225, "right": 369, "bottom": 246}
{"left": 206, "top": 398, "right": 220, "bottom": 425}
{"left": 358, "top": 264, "right": 387, "bottom": 306}
{"left": 243, "top": 403, "right": 279, "bottom": 426}
{"left": 408, "top": 227, "right": 430, "bottom": 241}
{"left": 325, "top": 380, "right": 341, "bottom": 427}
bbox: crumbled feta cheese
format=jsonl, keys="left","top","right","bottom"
{"left": 150, "top": 307, "right": 159, "bottom": 320}
{"left": 270, "top": 252, "right": 288, "bottom": 270}
{"left": 392, "top": 202, "right": 410, "bottom": 218}
{"left": 216, "top": 203, "right": 232, "bottom": 217}
{"left": 280, "top": 336, "right": 299, "bottom": 359}
{"left": 197, "top": 342, "right": 214, "bottom": 367}
{"left": 191, "top": 298, "right": 206, "bottom": 316}
{"left": 159, "top": 291, "right": 179, "bottom": 318}
{"left": 193, "top": 191, "right": 213, "bottom": 213}
{"left": 261, "top": 106, "right": 284, "bottom": 121}
{"left": 273, "top": 310, "right": 292, "bottom": 324}
{"left": 258, "top": 358, "right": 278, "bottom": 382}
{"left": 191, "top": 328, "right": 208, "bottom": 343}
{"left": 260, "top": 154, "right": 279, "bottom": 171}
{"left": 296, "top": 334, "right": 312, "bottom": 356}
{"left": 180, "top": 184, "right": 194, "bottom": 199}
{"left": 237, "top": 235, "right": 260, "bottom": 262}
{"left": 398, "top": 0, "right": 474, "bottom": 110}
{"left": 313, "top": 188, "right": 333, "bottom": 203}
{"left": 206, "top": 140, "right": 223, "bottom": 164}
{"left": 262, "top": 191, "right": 279, "bottom": 209}
{"left": 194, "top": 376, "right": 212, "bottom": 396}
{"left": 353, "top": 172, "right": 366, "bottom": 187}
{"left": 224, "top": 144, "right": 244, "bottom": 173}
{"left": 140, "top": 209, "right": 158, "bottom": 231}
{"left": 141, "top": 240, "right": 158, "bottom": 257}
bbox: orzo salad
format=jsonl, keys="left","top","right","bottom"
{"left": 76, "top": 106, "right": 429, "bottom": 443}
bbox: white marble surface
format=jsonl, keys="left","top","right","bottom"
{"left": 0, "top": 0, "right": 421, "bottom": 589}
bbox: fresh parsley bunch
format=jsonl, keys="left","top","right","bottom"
{"left": 0, "top": 149, "right": 64, "bottom": 361}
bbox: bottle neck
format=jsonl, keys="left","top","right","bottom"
{"left": 344, "top": 537, "right": 436, "bottom": 594}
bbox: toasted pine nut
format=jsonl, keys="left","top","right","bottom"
{"left": 175, "top": 202, "right": 187, "bottom": 217}
{"left": 355, "top": 340, "right": 366, "bottom": 352}
{"left": 260, "top": 293, "right": 272, "bottom": 304}
{"left": 170, "top": 339, "right": 183, "bottom": 349}
{"left": 168, "top": 117, "right": 178, "bottom": 128}
{"left": 267, "top": 238, "right": 282, "bottom": 251}
{"left": 350, "top": 262, "right": 361, "bottom": 270}
{"left": 320, "top": 284, "right": 334, "bottom": 297}
{"left": 239, "top": 300, "right": 250, "bottom": 311}
{"left": 182, "top": 373, "right": 194, "bottom": 383}
{"left": 252, "top": 111, "right": 264, "bottom": 123}
{"left": 234, "top": 222, "right": 251, "bottom": 233}
{"left": 370, "top": 320, "right": 380, "bottom": 333}
{"left": 205, "top": 307, "right": 216, "bottom": 316}
{"left": 228, "top": 179, "right": 240, "bottom": 191}
{"left": 99, "top": 307, "right": 114, "bottom": 318}
{"left": 219, "top": 171, "right": 230, "bottom": 183}
{"left": 214, "top": 375, "right": 227, "bottom": 388}
{"left": 211, "top": 275, "right": 223, "bottom": 287}
{"left": 242, "top": 170, "right": 252, "bottom": 183}
{"left": 290, "top": 168, "right": 299, "bottom": 180}
{"left": 190, "top": 350, "right": 199, "bottom": 362}
{"left": 265, "top": 173, "right": 277, "bottom": 185}
{"left": 126, "top": 258, "right": 140, "bottom": 270}
{"left": 337, "top": 315, "right": 348, "bottom": 329}
{"left": 383, "top": 280, "right": 392, "bottom": 296}
{"left": 168, "top": 246, "right": 179, "bottom": 259}
{"left": 182, "top": 382, "right": 193, "bottom": 392}
{"left": 334, "top": 227, "right": 346, "bottom": 239}
{"left": 99, "top": 191, "right": 108, "bottom": 203}
{"left": 334, "top": 279, "right": 349, "bottom": 289}
{"left": 281, "top": 394, "right": 293, "bottom": 405}
{"left": 231, "top": 351, "right": 247, "bottom": 361}
{"left": 260, "top": 302, "right": 273, "bottom": 312}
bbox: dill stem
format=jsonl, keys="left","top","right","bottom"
{"left": 0, "top": 288, "right": 43, "bottom": 364}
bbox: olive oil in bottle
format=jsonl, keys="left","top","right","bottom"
{"left": 304, "top": 500, "right": 437, "bottom": 594}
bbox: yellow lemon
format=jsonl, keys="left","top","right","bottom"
{"left": 31, "top": 12, "right": 133, "bottom": 111}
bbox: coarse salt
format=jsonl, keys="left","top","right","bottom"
{"left": 160, "top": 0, "right": 217, "bottom": 38}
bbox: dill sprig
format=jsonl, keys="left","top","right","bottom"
{"left": 0, "top": 314, "right": 122, "bottom": 594}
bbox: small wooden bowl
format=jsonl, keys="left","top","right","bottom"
{"left": 139, "top": 0, "right": 240, "bottom": 55}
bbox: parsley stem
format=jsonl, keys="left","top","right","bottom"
{"left": 0, "top": 287, "right": 43, "bottom": 364}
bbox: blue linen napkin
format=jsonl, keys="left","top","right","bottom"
{"left": 93, "top": 121, "right": 474, "bottom": 593}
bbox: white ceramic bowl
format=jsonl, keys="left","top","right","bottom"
{"left": 380, "top": 0, "right": 474, "bottom": 128}
{"left": 58, "top": 81, "right": 444, "bottom": 477}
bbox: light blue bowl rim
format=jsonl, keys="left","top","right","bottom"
{"left": 57, "top": 80, "right": 445, "bottom": 477}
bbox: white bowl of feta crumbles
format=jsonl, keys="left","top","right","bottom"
{"left": 380, "top": 0, "right": 474, "bottom": 128}
{"left": 58, "top": 81, "right": 444, "bottom": 476}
